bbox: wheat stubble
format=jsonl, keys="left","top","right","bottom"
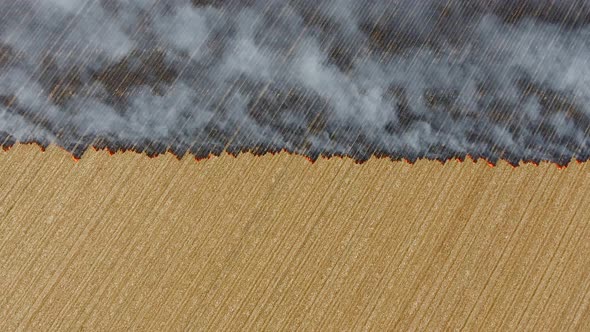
{"left": 0, "top": 144, "right": 589, "bottom": 331}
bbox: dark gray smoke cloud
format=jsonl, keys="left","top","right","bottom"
{"left": 1, "top": 0, "right": 589, "bottom": 164}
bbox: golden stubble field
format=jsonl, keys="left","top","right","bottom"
{"left": 0, "top": 144, "right": 589, "bottom": 331}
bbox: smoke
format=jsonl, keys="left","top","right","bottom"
{"left": 0, "top": 0, "right": 589, "bottom": 164}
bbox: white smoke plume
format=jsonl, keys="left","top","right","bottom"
{"left": 0, "top": 0, "right": 589, "bottom": 164}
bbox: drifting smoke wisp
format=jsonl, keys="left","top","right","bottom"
{"left": 0, "top": 0, "right": 589, "bottom": 164}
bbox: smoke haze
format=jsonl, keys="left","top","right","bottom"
{"left": 1, "top": 0, "right": 589, "bottom": 164}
